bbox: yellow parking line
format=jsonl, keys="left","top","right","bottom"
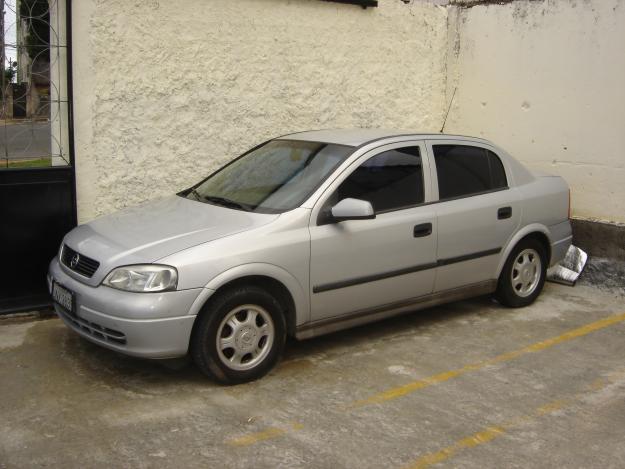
{"left": 227, "top": 422, "right": 304, "bottom": 447}
{"left": 403, "top": 368, "right": 625, "bottom": 469}
{"left": 227, "top": 312, "right": 625, "bottom": 447}
{"left": 404, "top": 413, "right": 544, "bottom": 469}
{"left": 352, "top": 311, "right": 625, "bottom": 407}
{"left": 407, "top": 425, "right": 508, "bottom": 469}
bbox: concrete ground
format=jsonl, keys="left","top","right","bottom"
{"left": 1, "top": 263, "right": 625, "bottom": 468}
{"left": 0, "top": 122, "right": 51, "bottom": 160}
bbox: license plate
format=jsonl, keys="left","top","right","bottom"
{"left": 52, "top": 282, "right": 74, "bottom": 314}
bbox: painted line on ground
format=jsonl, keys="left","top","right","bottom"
{"left": 351, "top": 311, "right": 625, "bottom": 407}
{"left": 226, "top": 311, "right": 625, "bottom": 447}
{"left": 226, "top": 422, "right": 304, "bottom": 447}
{"left": 402, "top": 368, "right": 625, "bottom": 469}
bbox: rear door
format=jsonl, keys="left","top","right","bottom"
{"left": 426, "top": 140, "right": 521, "bottom": 292}
{"left": 309, "top": 142, "right": 437, "bottom": 322}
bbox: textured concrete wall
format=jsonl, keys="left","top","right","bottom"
{"left": 445, "top": 0, "right": 625, "bottom": 223}
{"left": 72, "top": 0, "right": 448, "bottom": 222}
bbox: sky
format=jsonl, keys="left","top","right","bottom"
{"left": 4, "top": 0, "right": 17, "bottom": 68}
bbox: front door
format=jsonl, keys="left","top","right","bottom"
{"left": 309, "top": 142, "right": 437, "bottom": 322}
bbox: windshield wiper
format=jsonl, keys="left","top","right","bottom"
{"left": 188, "top": 188, "right": 203, "bottom": 201}
{"left": 202, "top": 195, "right": 253, "bottom": 211}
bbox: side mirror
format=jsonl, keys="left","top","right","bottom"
{"left": 330, "top": 198, "right": 375, "bottom": 222}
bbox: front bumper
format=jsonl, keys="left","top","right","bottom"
{"left": 48, "top": 257, "right": 202, "bottom": 358}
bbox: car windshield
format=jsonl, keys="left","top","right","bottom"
{"left": 183, "top": 139, "right": 354, "bottom": 213}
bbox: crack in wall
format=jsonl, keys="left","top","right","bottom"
{"left": 447, "top": 0, "right": 544, "bottom": 8}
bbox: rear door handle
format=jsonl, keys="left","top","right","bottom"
{"left": 498, "top": 206, "right": 512, "bottom": 220}
{"left": 413, "top": 223, "right": 432, "bottom": 238}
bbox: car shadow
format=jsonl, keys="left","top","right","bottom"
{"left": 57, "top": 294, "right": 498, "bottom": 390}
{"left": 280, "top": 295, "right": 497, "bottom": 363}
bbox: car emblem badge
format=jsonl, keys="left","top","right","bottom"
{"left": 70, "top": 253, "right": 80, "bottom": 268}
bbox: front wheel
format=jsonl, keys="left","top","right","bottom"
{"left": 191, "top": 286, "right": 286, "bottom": 384}
{"left": 495, "top": 239, "right": 547, "bottom": 307}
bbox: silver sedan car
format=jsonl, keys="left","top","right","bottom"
{"left": 49, "top": 129, "right": 572, "bottom": 383}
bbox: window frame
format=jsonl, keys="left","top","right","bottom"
{"left": 313, "top": 140, "right": 432, "bottom": 225}
{"left": 426, "top": 141, "right": 510, "bottom": 203}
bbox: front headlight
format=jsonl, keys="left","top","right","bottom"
{"left": 103, "top": 265, "right": 178, "bottom": 292}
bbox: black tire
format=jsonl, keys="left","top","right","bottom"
{"left": 191, "top": 285, "right": 286, "bottom": 384}
{"left": 495, "top": 238, "right": 547, "bottom": 308}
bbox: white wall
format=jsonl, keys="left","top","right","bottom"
{"left": 72, "top": 0, "right": 448, "bottom": 222}
{"left": 72, "top": 0, "right": 624, "bottom": 225}
{"left": 446, "top": 0, "right": 625, "bottom": 223}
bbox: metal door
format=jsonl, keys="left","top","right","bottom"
{"left": 425, "top": 139, "right": 521, "bottom": 292}
{"left": 0, "top": 0, "right": 75, "bottom": 314}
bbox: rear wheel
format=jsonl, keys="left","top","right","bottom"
{"left": 191, "top": 286, "right": 286, "bottom": 384}
{"left": 495, "top": 238, "right": 547, "bottom": 307}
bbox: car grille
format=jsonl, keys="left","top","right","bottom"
{"left": 56, "top": 307, "right": 127, "bottom": 345}
{"left": 61, "top": 244, "right": 100, "bottom": 278}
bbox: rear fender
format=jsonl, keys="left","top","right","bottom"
{"left": 496, "top": 224, "right": 552, "bottom": 278}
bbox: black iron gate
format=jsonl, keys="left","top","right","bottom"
{"left": 11, "top": 83, "right": 27, "bottom": 118}
{"left": 0, "top": 167, "right": 76, "bottom": 312}
{"left": 0, "top": 0, "right": 75, "bottom": 314}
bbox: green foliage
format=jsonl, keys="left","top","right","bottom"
{"left": 3, "top": 67, "right": 15, "bottom": 84}
{"left": 19, "top": 0, "right": 51, "bottom": 61}
{"left": 6, "top": 157, "right": 52, "bottom": 168}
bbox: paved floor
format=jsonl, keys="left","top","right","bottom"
{"left": 0, "top": 122, "right": 51, "bottom": 160}
{"left": 1, "top": 271, "right": 625, "bottom": 468}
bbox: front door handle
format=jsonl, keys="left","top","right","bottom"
{"left": 498, "top": 206, "right": 512, "bottom": 220}
{"left": 413, "top": 223, "right": 432, "bottom": 238}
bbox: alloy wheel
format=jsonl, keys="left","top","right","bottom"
{"left": 511, "top": 248, "right": 541, "bottom": 297}
{"left": 215, "top": 304, "right": 275, "bottom": 371}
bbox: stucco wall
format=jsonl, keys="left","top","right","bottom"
{"left": 445, "top": 0, "right": 625, "bottom": 223}
{"left": 72, "top": 0, "right": 448, "bottom": 222}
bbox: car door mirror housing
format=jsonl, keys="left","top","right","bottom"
{"left": 330, "top": 198, "right": 376, "bottom": 222}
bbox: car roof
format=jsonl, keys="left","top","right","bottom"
{"left": 277, "top": 129, "right": 491, "bottom": 147}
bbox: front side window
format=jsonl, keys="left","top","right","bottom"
{"left": 184, "top": 139, "right": 354, "bottom": 213}
{"left": 433, "top": 145, "right": 508, "bottom": 200}
{"left": 333, "top": 146, "right": 424, "bottom": 213}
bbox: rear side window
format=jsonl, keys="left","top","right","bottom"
{"left": 433, "top": 145, "right": 508, "bottom": 200}
{"left": 487, "top": 150, "right": 507, "bottom": 189}
{"left": 335, "top": 146, "right": 424, "bottom": 213}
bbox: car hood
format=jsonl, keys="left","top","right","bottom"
{"left": 63, "top": 195, "right": 279, "bottom": 284}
